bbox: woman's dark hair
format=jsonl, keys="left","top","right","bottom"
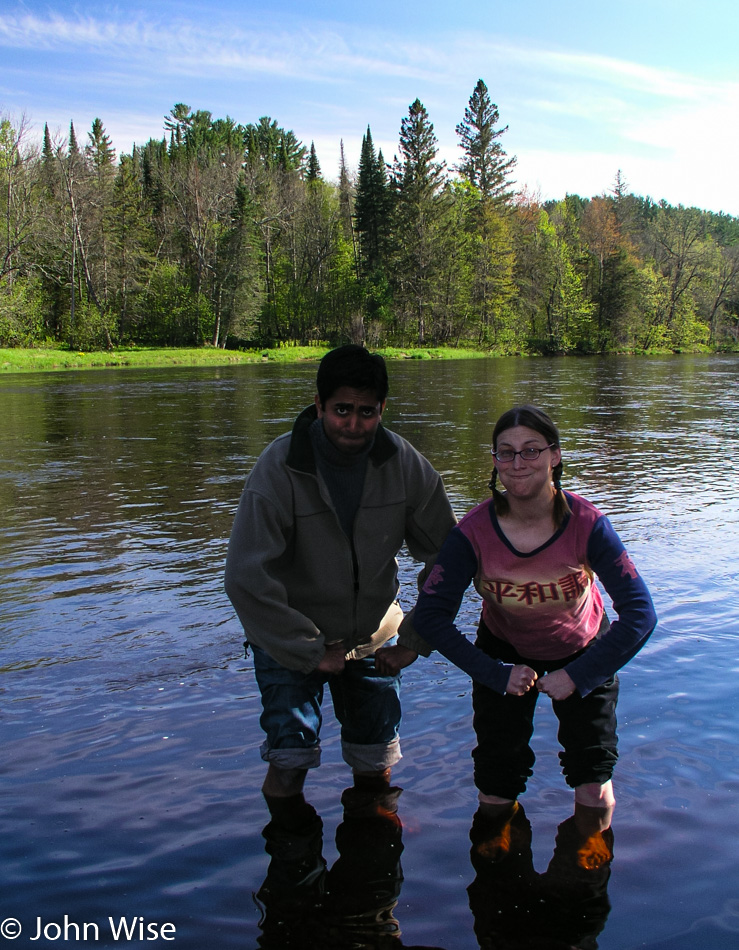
{"left": 489, "top": 404, "right": 571, "bottom": 527}
{"left": 316, "top": 344, "right": 389, "bottom": 406}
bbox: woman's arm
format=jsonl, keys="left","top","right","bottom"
{"left": 413, "top": 529, "right": 525, "bottom": 694}
{"left": 564, "top": 515, "right": 657, "bottom": 696}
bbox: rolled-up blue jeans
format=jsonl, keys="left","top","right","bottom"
{"left": 251, "top": 644, "right": 402, "bottom": 773}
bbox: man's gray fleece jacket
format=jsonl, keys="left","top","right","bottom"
{"left": 224, "top": 404, "right": 456, "bottom": 674}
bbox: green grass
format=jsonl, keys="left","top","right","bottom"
{"left": 3, "top": 342, "right": 724, "bottom": 373}
{"left": 0, "top": 345, "right": 312, "bottom": 372}
{"left": 0, "top": 344, "right": 499, "bottom": 373}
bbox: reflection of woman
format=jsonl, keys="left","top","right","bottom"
{"left": 468, "top": 803, "right": 614, "bottom": 950}
{"left": 413, "top": 405, "right": 657, "bottom": 812}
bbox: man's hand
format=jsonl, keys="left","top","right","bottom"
{"left": 316, "top": 641, "right": 347, "bottom": 674}
{"left": 537, "top": 669, "right": 577, "bottom": 700}
{"left": 505, "top": 664, "right": 538, "bottom": 696}
{"left": 375, "top": 645, "right": 418, "bottom": 676}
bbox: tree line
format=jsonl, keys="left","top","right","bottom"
{"left": 2, "top": 80, "right": 738, "bottom": 353}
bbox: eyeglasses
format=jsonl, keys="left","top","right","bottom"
{"left": 491, "top": 443, "right": 556, "bottom": 463}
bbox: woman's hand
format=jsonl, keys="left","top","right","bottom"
{"left": 537, "top": 669, "right": 577, "bottom": 700}
{"left": 505, "top": 664, "right": 538, "bottom": 695}
{"left": 316, "top": 641, "right": 347, "bottom": 674}
{"left": 375, "top": 645, "right": 418, "bottom": 676}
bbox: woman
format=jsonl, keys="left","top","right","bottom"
{"left": 413, "top": 405, "right": 657, "bottom": 813}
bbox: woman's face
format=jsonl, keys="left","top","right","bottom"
{"left": 493, "top": 425, "right": 561, "bottom": 503}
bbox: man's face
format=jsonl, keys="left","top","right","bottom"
{"left": 315, "top": 386, "right": 385, "bottom": 455}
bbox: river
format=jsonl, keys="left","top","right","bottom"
{"left": 1, "top": 354, "right": 738, "bottom": 948}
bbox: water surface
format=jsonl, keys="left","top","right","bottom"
{"left": 1, "top": 355, "right": 738, "bottom": 948}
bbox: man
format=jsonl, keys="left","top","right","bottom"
{"left": 225, "top": 344, "right": 455, "bottom": 820}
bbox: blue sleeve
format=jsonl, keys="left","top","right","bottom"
{"left": 412, "top": 527, "right": 512, "bottom": 694}
{"left": 565, "top": 515, "right": 657, "bottom": 696}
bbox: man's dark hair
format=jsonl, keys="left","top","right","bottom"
{"left": 316, "top": 344, "right": 389, "bottom": 406}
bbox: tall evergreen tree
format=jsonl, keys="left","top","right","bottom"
{"left": 82, "top": 118, "right": 118, "bottom": 309}
{"left": 42, "top": 124, "right": 54, "bottom": 166}
{"left": 354, "top": 126, "right": 390, "bottom": 276}
{"left": 60, "top": 118, "right": 108, "bottom": 342}
{"left": 111, "top": 150, "right": 154, "bottom": 336}
{"left": 68, "top": 121, "right": 80, "bottom": 157}
{"left": 306, "top": 141, "right": 322, "bottom": 183}
{"left": 456, "top": 79, "right": 516, "bottom": 206}
{"left": 86, "top": 118, "right": 116, "bottom": 170}
{"left": 454, "top": 82, "right": 518, "bottom": 345}
{"left": 391, "top": 99, "right": 452, "bottom": 343}
{"left": 244, "top": 117, "right": 305, "bottom": 172}
{"left": 164, "top": 103, "right": 193, "bottom": 155}
{"left": 337, "top": 139, "right": 355, "bottom": 248}
{"left": 41, "top": 122, "right": 57, "bottom": 194}
{"left": 394, "top": 99, "right": 446, "bottom": 201}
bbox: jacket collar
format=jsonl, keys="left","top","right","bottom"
{"left": 286, "top": 404, "right": 397, "bottom": 473}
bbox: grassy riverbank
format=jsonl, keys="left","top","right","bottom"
{"left": 3, "top": 342, "right": 727, "bottom": 373}
{"left": 0, "top": 344, "right": 495, "bottom": 373}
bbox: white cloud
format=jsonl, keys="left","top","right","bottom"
{"left": 514, "top": 146, "right": 737, "bottom": 215}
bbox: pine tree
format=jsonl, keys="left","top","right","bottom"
{"left": 84, "top": 118, "right": 118, "bottom": 309}
{"left": 164, "top": 103, "right": 193, "bottom": 155}
{"left": 337, "top": 140, "right": 355, "bottom": 248}
{"left": 111, "top": 150, "right": 154, "bottom": 336}
{"left": 394, "top": 99, "right": 446, "bottom": 202}
{"left": 611, "top": 169, "right": 629, "bottom": 201}
{"left": 68, "top": 122, "right": 80, "bottom": 157}
{"left": 391, "top": 99, "right": 452, "bottom": 344}
{"left": 41, "top": 122, "right": 57, "bottom": 193}
{"left": 244, "top": 117, "right": 306, "bottom": 173}
{"left": 87, "top": 118, "right": 116, "bottom": 171}
{"left": 42, "top": 123, "right": 54, "bottom": 165}
{"left": 354, "top": 126, "right": 390, "bottom": 276}
{"left": 306, "top": 142, "right": 322, "bottom": 183}
{"left": 456, "top": 79, "right": 516, "bottom": 206}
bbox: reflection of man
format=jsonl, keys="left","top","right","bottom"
{"left": 255, "top": 788, "right": 406, "bottom": 949}
{"left": 225, "top": 344, "right": 455, "bottom": 819}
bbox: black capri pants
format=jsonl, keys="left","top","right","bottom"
{"left": 472, "top": 620, "right": 619, "bottom": 800}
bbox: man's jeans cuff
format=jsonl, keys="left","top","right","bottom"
{"left": 259, "top": 741, "right": 321, "bottom": 771}
{"left": 341, "top": 737, "right": 402, "bottom": 772}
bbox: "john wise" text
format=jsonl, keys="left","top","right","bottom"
{"left": 28, "top": 915, "right": 176, "bottom": 941}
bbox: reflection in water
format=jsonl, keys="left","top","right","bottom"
{"left": 468, "top": 804, "right": 613, "bottom": 950}
{"left": 255, "top": 787, "right": 446, "bottom": 950}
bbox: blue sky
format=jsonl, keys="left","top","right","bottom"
{"left": 2, "top": 0, "right": 738, "bottom": 214}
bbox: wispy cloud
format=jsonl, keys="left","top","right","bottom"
{"left": 0, "top": 10, "right": 439, "bottom": 83}
{"left": 502, "top": 44, "right": 716, "bottom": 102}
{"left": 5, "top": 8, "right": 735, "bottom": 107}
{"left": 3, "top": 6, "right": 737, "bottom": 212}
